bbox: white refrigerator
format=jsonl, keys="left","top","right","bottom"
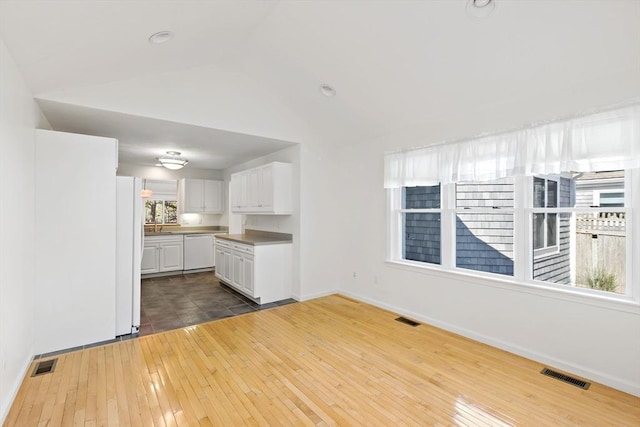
{"left": 116, "top": 176, "right": 143, "bottom": 335}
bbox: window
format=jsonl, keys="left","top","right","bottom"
{"left": 145, "top": 200, "right": 178, "bottom": 224}
{"left": 456, "top": 178, "right": 514, "bottom": 276}
{"left": 402, "top": 185, "right": 441, "bottom": 265}
{"left": 388, "top": 170, "right": 633, "bottom": 297}
{"left": 598, "top": 191, "right": 624, "bottom": 208}
{"left": 532, "top": 177, "right": 559, "bottom": 255}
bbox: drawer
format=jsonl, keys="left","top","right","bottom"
{"left": 232, "top": 243, "right": 254, "bottom": 255}
{"left": 144, "top": 235, "right": 183, "bottom": 244}
{"left": 215, "top": 239, "right": 232, "bottom": 249}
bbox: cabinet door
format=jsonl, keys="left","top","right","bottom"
{"left": 184, "top": 179, "right": 204, "bottom": 212}
{"left": 257, "top": 165, "right": 273, "bottom": 210}
{"left": 215, "top": 248, "right": 224, "bottom": 279}
{"left": 242, "top": 255, "right": 254, "bottom": 295}
{"left": 248, "top": 169, "right": 260, "bottom": 209}
{"left": 232, "top": 252, "right": 244, "bottom": 289}
{"left": 159, "top": 242, "right": 183, "bottom": 271}
{"left": 203, "top": 180, "right": 222, "bottom": 213}
{"left": 141, "top": 244, "right": 159, "bottom": 274}
{"left": 230, "top": 173, "right": 248, "bottom": 211}
{"left": 223, "top": 250, "right": 232, "bottom": 283}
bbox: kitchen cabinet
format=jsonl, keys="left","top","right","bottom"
{"left": 178, "top": 179, "right": 223, "bottom": 214}
{"left": 142, "top": 235, "right": 184, "bottom": 274}
{"left": 214, "top": 239, "right": 291, "bottom": 304}
{"left": 231, "top": 243, "right": 254, "bottom": 294}
{"left": 214, "top": 238, "right": 233, "bottom": 283}
{"left": 230, "top": 162, "right": 292, "bottom": 214}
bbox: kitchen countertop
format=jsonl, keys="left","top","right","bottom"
{"left": 215, "top": 229, "right": 293, "bottom": 246}
{"left": 145, "top": 227, "right": 228, "bottom": 237}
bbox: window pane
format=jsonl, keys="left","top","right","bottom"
{"left": 533, "top": 213, "right": 571, "bottom": 283}
{"left": 533, "top": 177, "right": 545, "bottom": 208}
{"left": 547, "top": 213, "right": 557, "bottom": 246}
{"left": 456, "top": 213, "right": 514, "bottom": 276}
{"left": 599, "top": 192, "right": 624, "bottom": 207}
{"left": 457, "top": 178, "right": 513, "bottom": 208}
{"left": 404, "top": 185, "right": 440, "bottom": 209}
{"left": 534, "top": 211, "right": 626, "bottom": 295}
{"left": 547, "top": 180, "right": 557, "bottom": 207}
{"left": 533, "top": 213, "right": 544, "bottom": 250}
{"left": 404, "top": 213, "right": 441, "bottom": 264}
{"left": 576, "top": 212, "right": 625, "bottom": 294}
{"left": 145, "top": 200, "right": 157, "bottom": 224}
{"left": 164, "top": 200, "right": 178, "bottom": 223}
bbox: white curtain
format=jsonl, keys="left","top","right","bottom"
{"left": 384, "top": 104, "right": 640, "bottom": 188}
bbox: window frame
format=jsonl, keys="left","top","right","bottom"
{"left": 386, "top": 169, "right": 638, "bottom": 307}
{"left": 401, "top": 185, "right": 443, "bottom": 266}
{"left": 532, "top": 176, "right": 560, "bottom": 258}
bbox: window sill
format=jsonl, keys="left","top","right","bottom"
{"left": 385, "top": 259, "right": 640, "bottom": 315}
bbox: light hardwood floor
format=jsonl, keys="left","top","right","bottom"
{"left": 5, "top": 295, "right": 639, "bottom": 426}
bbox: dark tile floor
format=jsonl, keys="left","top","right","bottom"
{"left": 139, "top": 271, "right": 296, "bottom": 336}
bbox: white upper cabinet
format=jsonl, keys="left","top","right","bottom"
{"left": 178, "top": 179, "right": 223, "bottom": 214}
{"left": 230, "top": 162, "right": 292, "bottom": 214}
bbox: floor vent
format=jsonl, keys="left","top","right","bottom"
{"left": 32, "top": 359, "right": 57, "bottom": 377}
{"left": 540, "top": 367, "right": 590, "bottom": 390}
{"left": 395, "top": 316, "right": 420, "bottom": 327}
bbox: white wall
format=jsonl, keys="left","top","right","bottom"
{"left": 0, "top": 38, "right": 50, "bottom": 422}
{"left": 334, "top": 93, "right": 640, "bottom": 396}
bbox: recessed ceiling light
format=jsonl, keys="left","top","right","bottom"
{"left": 319, "top": 84, "right": 336, "bottom": 97}
{"left": 466, "top": 0, "right": 496, "bottom": 18}
{"left": 148, "top": 31, "right": 173, "bottom": 44}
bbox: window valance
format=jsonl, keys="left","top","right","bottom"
{"left": 384, "top": 104, "right": 640, "bottom": 188}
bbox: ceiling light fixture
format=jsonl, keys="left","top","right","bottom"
{"left": 319, "top": 84, "right": 336, "bottom": 97}
{"left": 148, "top": 30, "right": 173, "bottom": 44}
{"left": 466, "top": 0, "right": 496, "bottom": 18}
{"left": 158, "top": 151, "right": 188, "bottom": 170}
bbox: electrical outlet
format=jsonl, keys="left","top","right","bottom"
{"left": 352, "top": 271, "right": 357, "bottom": 279}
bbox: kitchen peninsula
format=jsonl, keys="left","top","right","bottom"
{"left": 215, "top": 230, "right": 293, "bottom": 304}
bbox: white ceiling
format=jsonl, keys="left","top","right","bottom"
{"left": 36, "top": 99, "right": 295, "bottom": 169}
{"left": 1, "top": 0, "right": 638, "bottom": 168}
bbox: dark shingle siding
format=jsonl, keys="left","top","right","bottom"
{"left": 402, "top": 177, "right": 572, "bottom": 281}
{"left": 404, "top": 212, "right": 440, "bottom": 264}
{"left": 405, "top": 186, "right": 440, "bottom": 209}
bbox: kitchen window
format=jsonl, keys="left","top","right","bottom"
{"left": 145, "top": 200, "right": 178, "bottom": 224}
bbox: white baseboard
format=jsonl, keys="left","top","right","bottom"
{"left": 0, "top": 355, "right": 33, "bottom": 425}
{"left": 340, "top": 290, "right": 640, "bottom": 397}
{"left": 296, "top": 289, "right": 338, "bottom": 302}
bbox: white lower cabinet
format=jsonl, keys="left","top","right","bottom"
{"left": 215, "top": 239, "right": 291, "bottom": 304}
{"left": 141, "top": 235, "right": 184, "bottom": 274}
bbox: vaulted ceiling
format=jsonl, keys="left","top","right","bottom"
{"left": 1, "top": 0, "right": 638, "bottom": 168}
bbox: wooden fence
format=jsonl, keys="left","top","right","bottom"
{"left": 576, "top": 218, "right": 626, "bottom": 293}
